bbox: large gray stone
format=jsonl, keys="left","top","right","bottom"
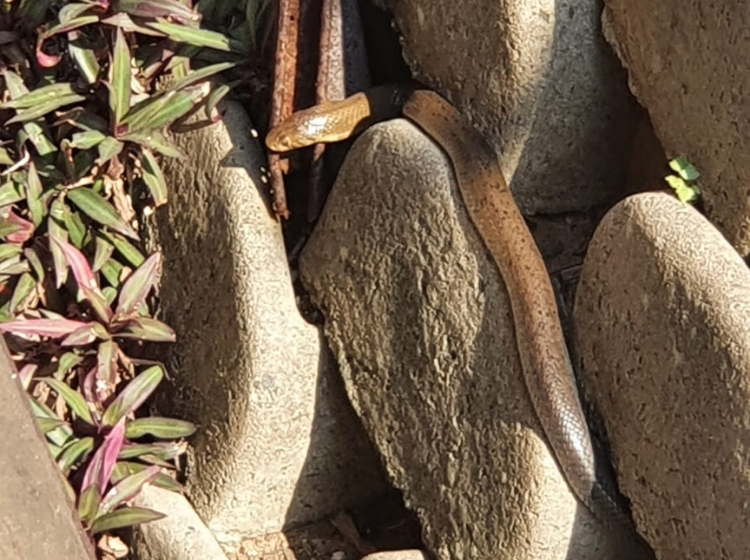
{"left": 575, "top": 192, "right": 750, "bottom": 560}
{"left": 378, "top": 0, "right": 639, "bottom": 214}
{"left": 144, "top": 98, "right": 387, "bottom": 546}
{"left": 299, "top": 119, "right": 640, "bottom": 560}
{"left": 602, "top": 0, "right": 750, "bottom": 256}
{"left": 132, "top": 486, "right": 228, "bottom": 560}
{"left": 0, "top": 337, "right": 95, "bottom": 560}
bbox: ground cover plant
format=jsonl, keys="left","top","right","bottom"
{"left": 0, "top": 0, "right": 253, "bottom": 554}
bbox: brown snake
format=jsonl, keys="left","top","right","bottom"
{"left": 266, "top": 84, "right": 648, "bottom": 545}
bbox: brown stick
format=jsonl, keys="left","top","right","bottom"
{"left": 268, "top": 0, "right": 301, "bottom": 220}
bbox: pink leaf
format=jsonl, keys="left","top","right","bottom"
{"left": 81, "top": 417, "right": 126, "bottom": 495}
{"left": 0, "top": 317, "right": 90, "bottom": 338}
{"left": 61, "top": 323, "right": 108, "bottom": 347}
{"left": 2, "top": 209, "right": 35, "bottom": 244}
{"left": 51, "top": 237, "right": 113, "bottom": 323}
{"left": 50, "top": 236, "right": 96, "bottom": 292}
{"left": 16, "top": 363, "right": 37, "bottom": 390}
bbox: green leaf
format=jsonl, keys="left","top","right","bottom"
{"left": 147, "top": 20, "right": 242, "bottom": 52}
{"left": 58, "top": 351, "right": 84, "bottom": 377}
{"left": 115, "top": 316, "right": 175, "bottom": 342}
{"left": 102, "top": 365, "right": 164, "bottom": 427}
{"left": 0, "top": 256, "right": 30, "bottom": 276}
{"left": 101, "top": 258, "right": 125, "bottom": 287}
{"left": 140, "top": 148, "right": 168, "bottom": 207}
{"left": 115, "top": 252, "right": 161, "bottom": 317}
{"left": 24, "top": 247, "right": 44, "bottom": 281}
{"left": 116, "top": 0, "right": 199, "bottom": 22}
{"left": 0, "top": 181, "right": 25, "bottom": 207}
{"left": 67, "top": 187, "right": 138, "bottom": 239}
{"left": 96, "top": 340, "right": 118, "bottom": 392}
{"left": 36, "top": 416, "right": 68, "bottom": 434}
{"left": 6, "top": 94, "right": 87, "bottom": 125}
{"left": 69, "top": 130, "right": 107, "bottom": 150}
{"left": 669, "top": 156, "right": 700, "bottom": 182}
{"left": 43, "top": 15, "right": 100, "bottom": 38}
{"left": 102, "top": 286, "right": 118, "bottom": 306}
{"left": 102, "top": 232, "right": 145, "bottom": 267}
{"left": 121, "top": 91, "right": 195, "bottom": 135}
{"left": 121, "top": 130, "right": 185, "bottom": 158}
{"left": 93, "top": 234, "right": 114, "bottom": 272}
{"left": 49, "top": 199, "right": 70, "bottom": 287}
{"left": 205, "top": 83, "right": 230, "bottom": 120}
{"left": 111, "top": 27, "right": 132, "bottom": 126}
{"left": 9, "top": 272, "right": 37, "bottom": 314}
{"left": 77, "top": 484, "right": 102, "bottom": 525}
{"left": 90, "top": 506, "right": 165, "bottom": 534}
{"left": 29, "top": 397, "right": 75, "bottom": 448}
{"left": 126, "top": 417, "right": 196, "bottom": 439}
{"left": 665, "top": 174, "right": 701, "bottom": 204}
{"left": 168, "top": 61, "right": 236, "bottom": 93}
{"left": 0, "top": 244, "right": 23, "bottom": 261}
{"left": 112, "top": 461, "right": 183, "bottom": 492}
{"left": 117, "top": 442, "right": 181, "bottom": 462}
{"left": 96, "top": 137, "right": 125, "bottom": 164}
{"left": 42, "top": 378, "right": 95, "bottom": 425}
{"left": 25, "top": 161, "right": 45, "bottom": 228}
{"left": 1, "top": 70, "right": 57, "bottom": 156}
{"left": 99, "top": 465, "right": 161, "bottom": 515}
{"left": 57, "top": 436, "right": 94, "bottom": 475}
{"left": 0, "top": 82, "right": 81, "bottom": 110}
{"left": 62, "top": 206, "right": 87, "bottom": 248}
{"left": 68, "top": 37, "right": 101, "bottom": 85}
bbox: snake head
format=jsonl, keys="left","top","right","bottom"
{"left": 265, "top": 126, "right": 297, "bottom": 153}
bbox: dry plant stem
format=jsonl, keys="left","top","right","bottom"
{"left": 269, "top": 0, "right": 301, "bottom": 220}
{"left": 308, "top": 0, "right": 347, "bottom": 223}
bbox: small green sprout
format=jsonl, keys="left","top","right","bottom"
{"left": 665, "top": 156, "right": 701, "bottom": 205}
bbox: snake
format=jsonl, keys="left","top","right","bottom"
{"left": 265, "top": 83, "right": 648, "bottom": 546}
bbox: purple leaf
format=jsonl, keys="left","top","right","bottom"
{"left": 0, "top": 317, "right": 90, "bottom": 338}
{"left": 61, "top": 322, "right": 110, "bottom": 346}
{"left": 81, "top": 417, "right": 126, "bottom": 495}
{"left": 51, "top": 237, "right": 113, "bottom": 323}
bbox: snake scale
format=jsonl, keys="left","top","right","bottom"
{"left": 266, "top": 84, "right": 649, "bottom": 549}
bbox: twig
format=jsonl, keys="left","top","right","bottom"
{"left": 268, "top": 0, "right": 301, "bottom": 220}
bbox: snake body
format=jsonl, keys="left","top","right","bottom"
{"left": 266, "top": 85, "right": 641, "bottom": 536}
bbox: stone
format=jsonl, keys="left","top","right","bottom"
{"left": 362, "top": 551, "right": 428, "bottom": 560}
{"left": 144, "top": 98, "right": 387, "bottom": 546}
{"left": 602, "top": 0, "right": 750, "bottom": 256}
{"left": 132, "top": 486, "right": 228, "bottom": 560}
{"left": 377, "top": 0, "right": 639, "bottom": 214}
{"left": 299, "top": 119, "right": 635, "bottom": 559}
{"left": 575, "top": 192, "right": 750, "bottom": 560}
{"left": 0, "top": 337, "right": 95, "bottom": 560}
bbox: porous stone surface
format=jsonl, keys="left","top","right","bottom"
{"left": 575, "top": 192, "right": 750, "bottom": 560}
{"left": 299, "top": 119, "right": 637, "bottom": 560}
{"left": 362, "top": 551, "right": 428, "bottom": 560}
{"left": 145, "top": 99, "right": 387, "bottom": 545}
{"left": 378, "top": 0, "right": 639, "bottom": 214}
{"left": 602, "top": 0, "right": 750, "bottom": 256}
{"left": 0, "top": 338, "right": 95, "bottom": 560}
{"left": 132, "top": 486, "right": 228, "bottom": 560}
